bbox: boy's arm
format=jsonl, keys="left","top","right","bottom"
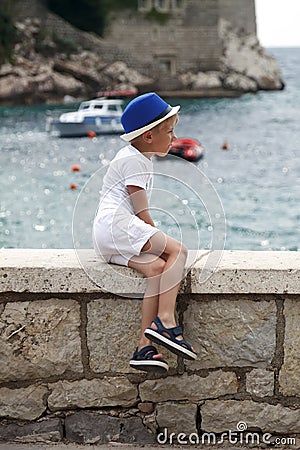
{"left": 127, "top": 185, "right": 155, "bottom": 227}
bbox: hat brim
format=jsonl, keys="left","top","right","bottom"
{"left": 120, "top": 105, "right": 180, "bottom": 142}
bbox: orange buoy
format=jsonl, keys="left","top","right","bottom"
{"left": 87, "top": 130, "right": 96, "bottom": 138}
{"left": 222, "top": 141, "right": 228, "bottom": 150}
{"left": 70, "top": 183, "right": 77, "bottom": 190}
{"left": 71, "top": 164, "right": 81, "bottom": 172}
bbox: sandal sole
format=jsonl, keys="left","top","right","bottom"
{"left": 144, "top": 328, "right": 197, "bottom": 360}
{"left": 130, "top": 359, "right": 169, "bottom": 373}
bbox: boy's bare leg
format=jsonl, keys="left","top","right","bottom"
{"left": 142, "top": 232, "right": 188, "bottom": 328}
{"left": 140, "top": 284, "right": 159, "bottom": 349}
{"left": 128, "top": 252, "right": 165, "bottom": 355}
{"left": 157, "top": 246, "right": 187, "bottom": 328}
{"left": 129, "top": 231, "right": 188, "bottom": 343}
{"left": 141, "top": 233, "right": 196, "bottom": 353}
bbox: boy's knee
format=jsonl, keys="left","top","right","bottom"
{"left": 174, "top": 241, "right": 188, "bottom": 261}
{"left": 181, "top": 243, "right": 188, "bottom": 260}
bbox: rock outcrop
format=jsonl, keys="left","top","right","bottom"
{"left": 0, "top": 16, "right": 284, "bottom": 104}
{"left": 0, "top": 18, "right": 152, "bottom": 104}
{"left": 220, "top": 19, "right": 284, "bottom": 91}
{"left": 178, "top": 19, "right": 284, "bottom": 94}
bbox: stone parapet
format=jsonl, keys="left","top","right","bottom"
{"left": 0, "top": 249, "right": 299, "bottom": 446}
{"left": 1, "top": 249, "right": 300, "bottom": 294}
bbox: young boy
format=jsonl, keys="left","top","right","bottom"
{"left": 93, "top": 92, "right": 197, "bottom": 372}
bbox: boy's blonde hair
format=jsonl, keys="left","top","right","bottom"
{"left": 155, "top": 114, "right": 179, "bottom": 131}
{"left": 131, "top": 114, "right": 178, "bottom": 144}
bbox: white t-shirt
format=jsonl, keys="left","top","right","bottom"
{"left": 93, "top": 145, "right": 158, "bottom": 264}
{"left": 96, "top": 145, "right": 153, "bottom": 218}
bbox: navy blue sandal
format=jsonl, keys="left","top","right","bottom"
{"left": 129, "top": 345, "right": 169, "bottom": 373}
{"left": 144, "top": 317, "right": 197, "bottom": 360}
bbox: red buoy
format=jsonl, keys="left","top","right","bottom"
{"left": 87, "top": 130, "right": 96, "bottom": 138}
{"left": 71, "top": 164, "right": 81, "bottom": 172}
{"left": 70, "top": 183, "right": 78, "bottom": 190}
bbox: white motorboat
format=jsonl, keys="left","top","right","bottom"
{"left": 46, "top": 98, "right": 124, "bottom": 137}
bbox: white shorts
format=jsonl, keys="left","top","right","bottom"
{"left": 93, "top": 211, "right": 159, "bottom": 267}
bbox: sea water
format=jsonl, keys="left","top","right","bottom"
{"left": 1, "top": 48, "right": 299, "bottom": 251}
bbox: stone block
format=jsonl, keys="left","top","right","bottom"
{"left": 279, "top": 299, "right": 300, "bottom": 396}
{"left": 2, "top": 249, "right": 300, "bottom": 294}
{"left": 85, "top": 256, "right": 188, "bottom": 296}
{"left": 0, "top": 418, "right": 63, "bottom": 442}
{"left": 87, "top": 298, "right": 141, "bottom": 373}
{"left": 87, "top": 298, "right": 177, "bottom": 373}
{"left": 184, "top": 298, "right": 276, "bottom": 369}
{"left": 246, "top": 369, "right": 274, "bottom": 397}
{"left": 0, "top": 385, "right": 47, "bottom": 421}
{"left": 87, "top": 262, "right": 146, "bottom": 296}
{"left": 65, "top": 411, "right": 155, "bottom": 444}
{"left": 48, "top": 377, "right": 137, "bottom": 410}
{"left": 140, "top": 371, "right": 237, "bottom": 402}
{"left": 190, "top": 250, "right": 300, "bottom": 294}
{"left": 138, "top": 402, "right": 155, "bottom": 414}
{"left": 156, "top": 402, "right": 197, "bottom": 436}
{"left": 201, "top": 400, "right": 300, "bottom": 434}
{"left": 0, "top": 249, "right": 185, "bottom": 295}
{"left": 0, "top": 299, "right": 83, "bottom": 382}
{"left": 0, "top": 249, "right": 99, "bottom": 293}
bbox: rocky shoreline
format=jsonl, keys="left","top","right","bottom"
{"left": 0, "top": 18, "right": 284, "bottom": 105}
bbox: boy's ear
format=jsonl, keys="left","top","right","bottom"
{"left": 142, "top": 131, "right": 152, "bottom": 142}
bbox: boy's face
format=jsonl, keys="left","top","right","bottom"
{"left": 150, "top": 115, "right": 178, "bottom": 157}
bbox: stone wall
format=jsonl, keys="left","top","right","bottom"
{"left": 10, "top": 0, "right": 283, "bottom": 98}
{"left": 104, "top": 0, "right": 257, "bottom": 78}
{"left": 106, "top": 0, "right": 222, "bottom": 76}
{"left": 13, "top": 0, "right": 137, "bottom": 67}
{"left": 13, "top": 0, "right": 257, "bottom": 77}
{"left": 0, "top": 249, "right": 299, "bottom": 446}
{"left": 219, "top": 0, "right": 257, "bottom": 35}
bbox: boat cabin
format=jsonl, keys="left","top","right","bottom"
{"left": 78, "top": 99, "right": 124, "bottom": 114}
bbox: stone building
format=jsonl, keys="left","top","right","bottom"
{"left": 104, "top": 0, "right": 257, "bottom": 86}
{"left": 3, "top": 0, "right": 282, "bottom": 103}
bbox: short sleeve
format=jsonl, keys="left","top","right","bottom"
{"left": 120, "top": 155, "right": 152, "bottom": 190}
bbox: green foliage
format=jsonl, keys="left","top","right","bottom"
{"left": 48, "top": 0, "right": 104, "bottom": 35}
{"left": 47, "top": 0, "right": 137, "bottom": 36}
{"left": 52, "top": 33, "right": 78, "bottom": 55}
{"left": 34, "top": 30, "right": 78, "bottom": 57}
{"left": 144, "top": 7, "right": 170, "bottom": 24}
{"left": 0, "top": 1, "right": 17, "bottom": 64}
{"left": 101, "top": 0, "right": 136, "bottom": 10}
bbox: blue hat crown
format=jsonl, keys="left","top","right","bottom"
{"left": 121, "top": 92, "right": 171, "bottom": 134}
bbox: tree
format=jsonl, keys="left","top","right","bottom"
{"left": 0, "top": 0, "right": 17, "bottom": 64}
{"left": 47, "top": 0, "right": 103, "bottom": 34}
{"left": 47, "top": 0, "right": 136, "bottom": 36}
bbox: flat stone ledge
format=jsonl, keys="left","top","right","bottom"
{"left": 0, "top": 249, "right": 300, "bottom": 295}
{"left": 191, "top": 250, "right": 300, "bottom": 294}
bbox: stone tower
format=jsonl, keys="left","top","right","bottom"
{"left": 12, "top": 0, "right": 283, "bottom": 95}
{"left": 105, "top": 0, "right": 257, "bottom": 80}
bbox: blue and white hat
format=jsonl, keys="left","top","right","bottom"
{"left": 120, "top": 92, "right": 180, "bottom": 141}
